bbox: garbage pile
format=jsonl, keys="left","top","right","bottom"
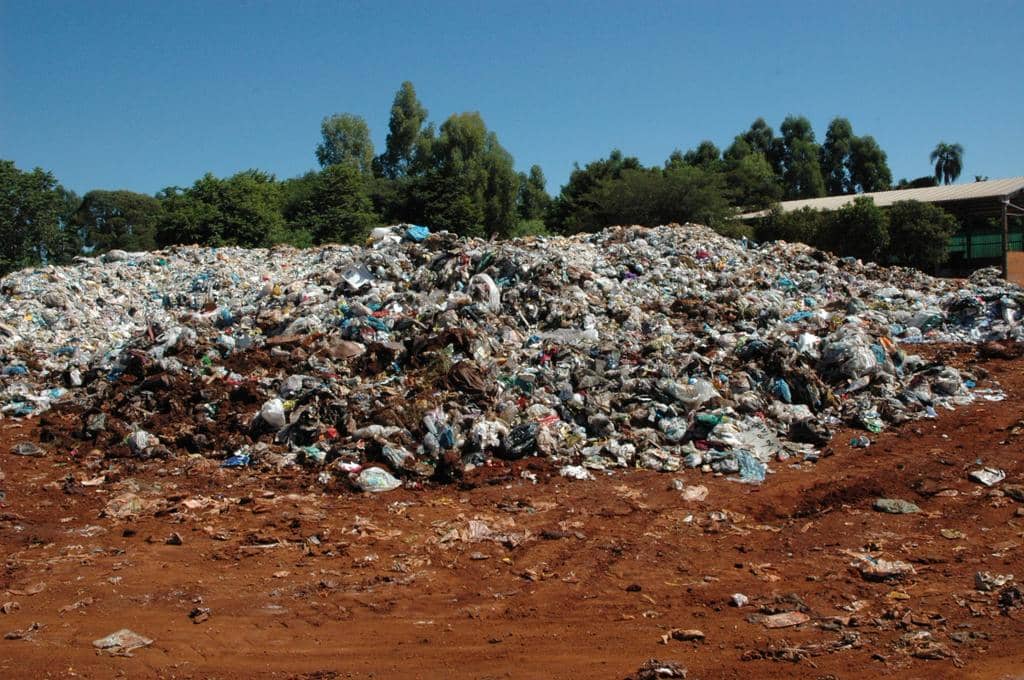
{"left": 2, "top": 223, "right": 1021, "bottom": 488}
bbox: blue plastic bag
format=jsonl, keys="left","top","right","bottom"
{"left": 405, "top": 225, "right": 430, "bottom": 242}
{"left": 772, "top": 378, "right": 792, "bottom": 403}
{"left": 735, "top": 450, "right": 767, "bottom": 483}
{"left": 221, "top": 452, "right": 251, "bottom": 468}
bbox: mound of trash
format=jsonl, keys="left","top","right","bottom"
{"left": 2, "top": 223, "right": 1021, "bottom": 488}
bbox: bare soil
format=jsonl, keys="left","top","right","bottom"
{"left": 1, "top": 346, "right": 1023, "bottom": 679}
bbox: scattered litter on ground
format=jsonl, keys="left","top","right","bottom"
{"left": 873, "top": 498, "right": 921, "bottom": 514}
{"left": 968, "top": 467, "right": 1006, "bottom": 486}
{"left": 626, "top": 659, "right": 687, "bottom": 679}
{"left": 4, "top": 621, "right": 43, "bottom": 640}
{"left": 975, "top": 571, "right": 1014, "bottom": 592}
{"left": 662, "top": 628, "right": 705, "bottom": 643}
{"left": 92, "top": 629, "right": 153, "bottom": 655}
{"left": 755, "top": 611, "right": 811, "bottom": 629}
{"left": 852, "top": 554, "right": 917, "bottom": 581}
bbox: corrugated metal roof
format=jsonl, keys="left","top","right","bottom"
{"left": 740, "top": 176, "right": 1024, "bottom": 218}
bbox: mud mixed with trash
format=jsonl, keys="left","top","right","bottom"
{"left": 1, "top": 224, "right": 1022, "bottom": 678}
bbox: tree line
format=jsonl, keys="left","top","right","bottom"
{"left": 1, "top": 80, "right": 970, "bottom": 276}
{"left": 758, "top": 198, "right": 959, "bottom": 271}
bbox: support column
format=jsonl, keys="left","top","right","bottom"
{"left": 1003, "top": 199, "right": 1009, "bottom": 279}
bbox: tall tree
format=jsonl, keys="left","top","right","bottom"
{"left": 0, "top": 160, "right": 79, "bottom": 274}
{"left": 783, "top": 139, "right": 826, "bottom": 199}
{"left": 570, "top": 166, "right": 731, "bottom": 232}
{"left": 376, "top": 82, "right": 428, "bottom": 179}
{"left": 780, "top": 115, "right": 815, "bottom": 147}
{"left": 157, "top": 170, "right": 284, "bottom": 248}
{"left": 481, "top": 137, "right": 520, "bottom": 237}
{"left": 930, "top": 142, "right": 964, "bottom": 185}
{"left": 682, "top": 140, "right": 722, "bottom": 171}
{"left": 517, "top": 165, "right": 551, "bottom": 220}
{"left": 723, "top": 138, "right": 753, "bottom": 163}
{"left": 774, "top": 116, "right": 825, "bottom": 199}
{"left": 847, "top": 135, "right": 892, "bottom": 193}
{"left": 549, "top": 150, "right": 642, "bottom": 233}
{"left": 285, "top": 165, "right": 379, "bottom": 244}
{"left": 664, "top": 149, "right": 686, "bottom": 170}
{"left": 73, "top": 190, "right": 161, "bottom": 253}
{"left": 739, "top": 118, "right": 775, "bottom": 156}
{"left": 724, "top": 118, "right": 777, "bottom": 170}
{"left": 774, "top": 115, "right": 811, "bottom": 174}
{"left": 820, "top": 117, "right": 854, "bottom": 195}
{"left": 414, "top": 112, "right": 519, "bottom": 237}
{"left": 408, "top": 123, "right": 437, "bottom": 177}
{"left": 316, "top": 113, "right": 375, "bottom": 174}
{"left": 277, "top": 171, "right": 321, "bottom": 246}
{"left": 724, "top": 152, "right": 783, "bottom": 210}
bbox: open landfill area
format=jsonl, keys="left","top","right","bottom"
{"left": 1, "top": 223, "right": 1023, "bottom": 678}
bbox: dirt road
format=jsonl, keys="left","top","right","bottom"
{"left": 1, "top": 348, "right": 1022, "bottom": 679}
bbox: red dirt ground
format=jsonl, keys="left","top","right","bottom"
{"left": 1, "top": 347, "right": 1023, "bottom": 679}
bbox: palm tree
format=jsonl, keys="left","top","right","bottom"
{"left": 930, "top": 142, "right": 964, "bottom": 185}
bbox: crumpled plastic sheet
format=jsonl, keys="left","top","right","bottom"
{"left": 0, "top": 223, "right": 1020, "bottom": 487}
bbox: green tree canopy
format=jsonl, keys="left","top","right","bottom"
{"left": 562, "top": 166, "right": 731, "bottom": 232}
{"left": 682, "top": 140, "right": 722, "bottom": 171}
{"left": 725, "top": 118, "right": 775, "bottom": 162}
{"left": 723, "top": 138, "right": 753, "bottom": 163}
{"left": 73, "top": 190, "right": 160, "bottom": 253}
{"left": 407, "top": 122, "right": 437, "bottom": 177}
{"left": 896, "top": 176, "right": 938, "bottom": 189}
{"left": 783, "top": 138, "right": 826, "bottom": 199}
{"left": 887, "top": 200, "right": 957, "bottom": 270}
{"left": 780, "top": 115, "right": 815, "bottom": 146}
{"left": 818, "top": 196, "right": 889, "bottom": 261}
{"left": 414, "top": 112, "right": 519, "bottom": 237}
{"left": 930, "top": 142, "right": 964, "bottom": 185}
{"left": 772, "top": 116, "right": 825, "bottom": 199}
{"left": 755, "top": 206, "right": 825, "bottom": 245}
{"left": 157, "top": 170, "right": 284, "bottom": 248}
{"left": 0, "top": 160, "right": 80, "bottom": 274}
{"left": 549, "top": 149, "right": 642, "bottom": 233}
{"left": 725, "top": 152, "right": 783, "bottom": 210}
{"left": 285, "top": 165, "right": 379, "bottom": 244}
{"left": 820, "top": 117, "right": 854, "bottom": 195}
{"left": 517, "top": 165, "right": 551, "bottom": 220}
{"left": 376, "top": 82, "right": 428, "bottom": 179}
{"left": 847, "top": 135, "right": 892, "bottom": 193}
{"left": 316, "top": 113, "right": 375, "bottom": 174}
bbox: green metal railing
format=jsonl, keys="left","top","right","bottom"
{"left": 948, "top": 231, "right": 1024, "bottom": 260}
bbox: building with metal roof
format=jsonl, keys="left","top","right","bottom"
{"left": 740, "top": 177, "right": 1024, "bottom": 278}
{"left": 740, "top": 176, "right": 1024, "bottom": 217}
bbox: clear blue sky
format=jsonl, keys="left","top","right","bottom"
{"left": 2, "top": 1, "right": 1021, "bottom": 196}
